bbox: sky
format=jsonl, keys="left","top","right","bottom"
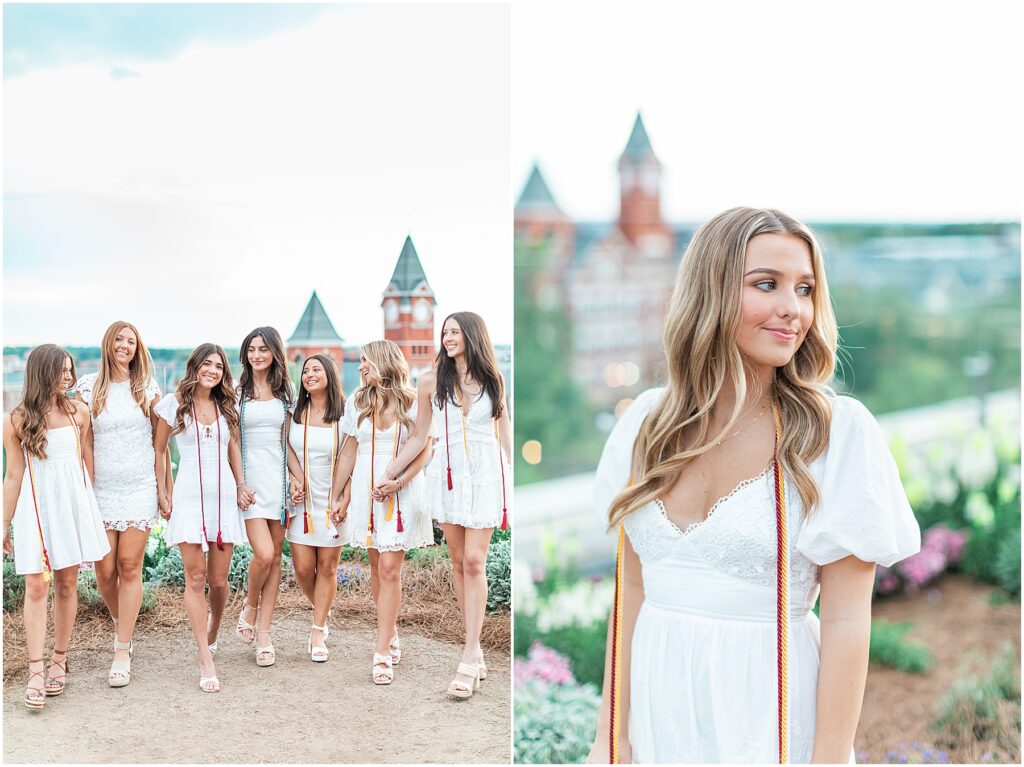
{"left": 4, "top": 4, "right": 512, "bottom": 348}
{"left": 512, "top": 1, "right": 1021, "bottom": 224}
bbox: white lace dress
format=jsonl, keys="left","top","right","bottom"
{"left": 426, "top": 391, "right": 510, "bottom": 528}
{"left": 344, "top": 403, "right": 434, "bottom": 552}
{"left": 595, "top": 389, "right": 922, "bottom": 764}
{"left": 286, "top": 420, "right": 349, "bottom": 547}
{"left": 238, "top": 394, "right": 290, "bottom": 524}
{"left": 75, "top": 373, "right": 161, "bottom": 531}
{"left": 155, "top": 394, "right": 247, "bottom": 551}
{"left": 12, "top": 425, "right": 110, "bottom": 574}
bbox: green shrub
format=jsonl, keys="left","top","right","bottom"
{"left": 228, "top": 546, "right": 254, "bottom": 591}
{"left": 145, "top": 545, "right": 185, "bottom": 588}
{"left": 3, "top": 556, "right": 26, "bottom": 612}
{"left": 407, "top": 543, "right": 450, "bottom": 567}
{"left": 993, "top": 527, "right": 1021, "bottom": 596}
{"left": 869, "top": 619, "right": 934, "bottom": 674}
{"left": 514, "top": 680, "right": 601, "bottom": 764}
{"left": 492, "top": 525, "right": 511, "bottom": 543}
{"left": 75, "top": 569, "right": 157, "bottom": 614}
{"left": 486, "top": 538, "right": 511, "bottom": 612}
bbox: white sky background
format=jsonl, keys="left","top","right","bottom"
{"left": 512, "top": 1, "right": 1021, "bottom": 223}
{"left": 4, "top": 4, "right": 512, "bottom": 347}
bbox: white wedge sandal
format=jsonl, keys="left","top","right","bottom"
{"left": 308, "top": 623, "right": 330, "bottom": 663}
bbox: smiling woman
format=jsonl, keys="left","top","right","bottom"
{"left": 588, "top": 207, "right": 922, "bottom": 764}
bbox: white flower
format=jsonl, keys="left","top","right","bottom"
{"left": 932, "top": 474, "right": 959, "bottom": 505}
{"left": 965, "top": 492, "right": 995, "bottom": 528}
{"left": 513, "top": 560, "right": 538, "bottom": 616}
{"left": 536, "top": 578, "right": 614, "bottom": 632}
{"left": 955, "top": 432, "right": 999, "bottom": 491}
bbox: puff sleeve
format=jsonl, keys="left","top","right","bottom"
{"left": 593, "top": 388, "right": 663, "bottom": 522}
{"left": 74, "top": 372, "right": 98, "bottom": 406}
{"left": 153, "top": 393, "right": 178, "bottom": 426}
{"left": 797, "top": 395, "right": 921, "bottom": 567}
{"left": 144, "top": 377, "right": 161, "bottom": 403}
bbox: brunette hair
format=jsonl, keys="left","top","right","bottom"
{"left": 292, "top": 354, "right": 346, "bottom": 425}
{"left": 237, "top": 327, "right": 293, "bottom": 406}
{"left": 171, "top": 344, "right": 240, "bottom": 437}
{"left": 14, "top": 345, "right": 78, "bottom": 460}
{"left": 434, "top": 312, "right": 505, "bottom": 419}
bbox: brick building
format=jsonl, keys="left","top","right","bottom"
{"left": 382, "top": 235, "right": 437, "bottom": 379}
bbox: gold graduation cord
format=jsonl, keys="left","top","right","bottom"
{"left": 302, "top": 409, "right": 339, "bottom": 534}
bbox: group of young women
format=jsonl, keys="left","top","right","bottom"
{"left": 3, "top": 311, "right": 510, "bottom": 705}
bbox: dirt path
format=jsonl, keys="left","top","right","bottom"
{"left": 857, "top": 575, "right": 1021, "bottom": 763}
{"left": 3, "top": 612, "right": 510, "bottom": 764}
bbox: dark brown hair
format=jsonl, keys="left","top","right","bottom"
{"left": 172, "top": 344, "right": 240, "bottom": 437}
{"left": 237, "top": 327, "right": 293, "bottom": 406}
{"left": 434, "top": 312, "right": 505, "bottom": 419}
{"left": 292, "top": 354, "right": 346, "bottom": 425}
{"left": 14, "top": 344, "right": 77, "bottom": 460}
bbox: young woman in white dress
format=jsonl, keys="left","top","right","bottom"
{"left": 74, "top": 321, "right": 165, "bottom": 687}
{"left": 285, "top": 354, "right": 351, "bottom": 662}
{"left": 380, "top": 312, "right": 511, "bottom": 698}
{"left": 3, "top": 345, "right": 109, "bottom": 709}
{"left": 586, "top": 208, "right": 921, "bottom": 764}
{"left": 233, "top": 327, "right": 296, "bottom": 667}
{"left": 154, "top": 343, "right": 249, "bottom": 693}
{"left": 330, "top": 340, "right": 435, "bottom": 684}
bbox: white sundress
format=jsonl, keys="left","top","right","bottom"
{"left": 345, "top": 402, "right": 434, "bottom": 552}
{"left": 286, "top": 417, "right": 349, "bottom": 547}
{"left": 12, "top": 423, "right": 110, "bottom": 574}
{"left": 595, "top": 389, "right": 922, "bottom": 764}
{"left": 426, "top": 390, "right": 510, "bottom": 529}
{"left": 238, "top": 394, "right": 291, "bottom": 525}
{"left": 155, "top": 394, "right": 247, "bottom": 551}
{"left": 75, "top": 372, "right": 161, "bottom": 531}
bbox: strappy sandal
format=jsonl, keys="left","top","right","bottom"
{"left": 389, "top": 634, "right": 402, "bottom": 665}
{"left": 235, "top": 603, "right": 257, "bottom": 645}
{"left": 44, "top": 649, "right": 69, "bottom": 697}
{"left": 109, "top": 640, "right": 133, "bottom": 688}
{"left": 25, "top": 659, "right": 46, "bottom": 710}
{"left": 198, "top": 675, "right": 220, "bottom": 693}
{"left": 447, "top": 662, "right": 481, "bottom": 699}
{"left": 255, "top": 631, "right": 275, "bottom": 667}
{"left": 308, "top": 623, "right": 330, "bottom": 663}
{"left": 372, "top": 652, "right": 394, "bottom": 685}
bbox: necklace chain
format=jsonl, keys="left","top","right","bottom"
{"left": 714, "top": 401, "right": 770, "bottom": 447}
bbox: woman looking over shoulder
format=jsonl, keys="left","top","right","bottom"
{"left": 379, "top": 312, "right": 511, "bottom": 698}
{"left": 233, "top": 327, "right": 296, "bottom": 668}
{"left": 74, "top": 321, "right": 164, "bottom": 687}
{"left": 286, "top": 354, "right": 351, "bottom": 662}
{"left": 587, "top": 207, "right": 921, "bottom": 764}
{"left": 3, "top": 345, "right": 109, "bottom": 709}
{"left": 153, "top": 343, "right": 248, "bottom": 693}
{"left": 329, "top": 340, "right": 435, "bottom": 685}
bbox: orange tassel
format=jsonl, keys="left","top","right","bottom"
{"left": 385, "top": 497, "right": 395, "bottom": 522}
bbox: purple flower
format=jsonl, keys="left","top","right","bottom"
{"left": 514, "top": 642, "right": 576, "bottom": 688}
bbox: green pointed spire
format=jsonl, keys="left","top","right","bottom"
{"left": 621, "top": 112, "right": 657, "bottom": 160}
{"left": 516, "top": 163, "right": 560, "bottom": 210}
{"left": 288, "top": 291, "right": 342, "bottom": 344}
{"left": 388, "top": 236, "right": 432, "bottom": 292}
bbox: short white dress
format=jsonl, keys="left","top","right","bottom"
{"left": 13, "top": 424, "right": 110, "bottom": 574}
{"left": 595, "top": 389, "right": 922, "bottom": 764}
{"left": 155, "top": 394, "right": 247, "bottom": 551}
{"left": 426, "top": 391, "right": 510, "bottom": 529}
{"left": 238, "top": 394, "right": 291, "bottom": 525}
{"left": 286, "top": 418, "right": 349, "bottom": 547}
{"left": 75, "top": 372, "right": 161, "bottom": 531}
{"left": 345, "top": 403, "right": 434, "bottom": 552}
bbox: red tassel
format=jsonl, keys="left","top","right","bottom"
{"left": 447, "top": 467, "right": 453, "bottom": 490}
{"left": 216, "top": 531, "right": 225, "bottom": 552}
{"left": 396, "top": 508, "right": 404, "bottom": 533}
{"left": 370, "top": 510, "right": 375, "bottom": 533}
{"left": 303, "top": 511, "right": 310, "bottom": 534}
{"left": 500, "top": 506, "right": 508, "bottom": 531}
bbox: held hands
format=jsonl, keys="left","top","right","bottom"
{"left": 372, "top": 477, "right": 401, "bottom": 501}
{"left": 329, "top": 496, "right": 349, "bottom": 526}
{"left": 158, "top": 492, "right": 172, "bottom": 520}
{"left": 3, "top": 526, "right": 12, "bottom": 555}
{"left": 289, "top": 477, "right": 305, "bottom": 506}
{"left": 236, "top": 484, "right": 256, "bottom": 511}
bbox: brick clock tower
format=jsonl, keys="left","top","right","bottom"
{"left": 382, "top": 235, "right": 436, "bottom": 379}
{"left": 618, "top": 112, "right": 673, "bottom": 258}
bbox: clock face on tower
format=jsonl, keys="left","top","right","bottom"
{"left": 413, "top": 299, "right": 429, "bottom": 322}
{"left": 385, "top": 301, "right": 399, "bottom": 323}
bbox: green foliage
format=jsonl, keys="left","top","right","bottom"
{"left": 993, "top": 527, "right": 1021, "bottom": 596}
{"left": 932, "top": 645, "right": 1020, "bottom": 751}
{"left": 228, "top": 546, "right": 254, "bottom": 591}
{"left": 339, "top": 544, "right": 369, "bottom": 563}
{"left": 76, "top": 569, "right": 156, "bottom": 614}
{"left": 869, "top": 619, "right": 934, "bottom": 673}
{"left": 514, "top": 680, "right": 601, "bottom": 764}
{"left": 492, "top": 525, "right": 511, "bottom": 543}
{"left": 145, "top": 545, "right": 185, "bottom": 588}
{"left": 406, "top": 543, "right": 449, "bottom": 566}
{"left": 486, "top": 538, "right": 510, "bottom": 612}
{"left": 3, "top": 556, "right": 26, "bottom": 612}
{"left": 961, "top": 490, "right": 1021, "bottom": 592}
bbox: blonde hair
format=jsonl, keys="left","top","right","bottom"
{"left": 91, "top": 321, "right": 155, "bottom": 418}
{"left": 353, "top": 340, "right": 416, "bottom": 431}
{"left": 608, "top": 207, "right": 838, "bottom": 527}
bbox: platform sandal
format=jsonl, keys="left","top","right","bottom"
{"left": 44, "top": 648, "right": 69, "bottom": 697}
{"left": 447, "top": 662, "right": 481, "bottom": 699}
{"left": 109, "top": 640, "right": 133, "bottom": 688}
{"left": 308, "top": 623, "right": 330, "bottom": 663}
{"left": 255, "top": 630, "right": 275, "bottom": 667}
{"left": 235, "top": 603, "right": 257, "bottom": 645}
{"left": 372, "top": 652, "right": 394, "bottom": 685}
{"left": 25, "top": 659, "right": 46, "bottom": 710}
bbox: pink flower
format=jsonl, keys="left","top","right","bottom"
{"left": 514, "top": 642, "right": 576, "bottom": 688}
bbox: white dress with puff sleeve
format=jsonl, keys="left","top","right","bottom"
{"left": 595, "top": 388, "right": 921, "bottom": 764}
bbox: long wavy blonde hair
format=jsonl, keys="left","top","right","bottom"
{"left": 352, "top": 340, "right": 416, "bottom": 431}
{"left": 90, "top": 321, "right": 155, "bottom": 418}
{"left": 608, "top": 207, "right": 838, "bottom": 527}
